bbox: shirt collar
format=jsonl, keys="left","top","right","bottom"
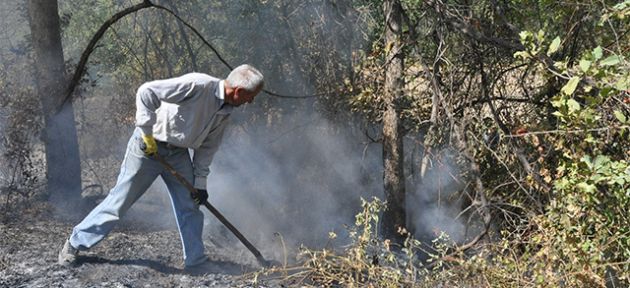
{"left": 216, "top": 80, "right": 225, "bottom": 101}
{"left": 215, "top": 80, "right": 233, "bottom": 113}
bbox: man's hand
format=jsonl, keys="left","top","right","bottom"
{"left": 191, "top": 189, "right": 208, "bottom": 205}
{"left": 140, "top": 134, "right": 158, "bottom": 156}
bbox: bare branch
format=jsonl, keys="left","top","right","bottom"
{"left": 62, "top": 0, "right": 327, "bottom": 108}
{"left": 63, "top": 0, "right": 155, "bottom": 112}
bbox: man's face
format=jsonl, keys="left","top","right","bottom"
{"left": 227, "top": 87, "right": 260, "bottom": 106}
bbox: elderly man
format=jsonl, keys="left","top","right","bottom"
{"left": 58, "top": 64, "right": 264, "bottom": 268}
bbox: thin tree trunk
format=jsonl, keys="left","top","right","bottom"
{"left": 27, "top": 0, "right": 82, "bottom": 210}
{"left": 381, "top": 0, "right": 406, "bottom": 241}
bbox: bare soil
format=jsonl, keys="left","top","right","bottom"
{"left": 0, "top": 202, "right": 280, "bottom": 287}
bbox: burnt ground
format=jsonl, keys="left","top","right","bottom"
{"left": 0, "top": 202, "right": 283, "bottom": 288}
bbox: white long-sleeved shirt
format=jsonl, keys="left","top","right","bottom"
{"left": 135, "top": 72, "right": 233, "bottom": 189}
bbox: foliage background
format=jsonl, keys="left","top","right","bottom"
{"left": 0, "top": 0, "right": 628, "bottom": 286}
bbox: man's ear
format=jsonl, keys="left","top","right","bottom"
{"left": 224, "top": 82, "right": 234, "bottom": 95}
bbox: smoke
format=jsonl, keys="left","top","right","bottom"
{"left": 0, "top": 0, "right": 482, "bottom": 265}
{"left": 406, "top": 151, "right": 470, "bottom": 244}
{"left": 202, "top": 112, "right": 383, "bottom": 260}
{"left": 78, "top": 0, "right": 479, "bottom": 262}
{"left": 67, "top": 0, "right": 384, "bottom": 262}
{"left": 101, "top": 110, "right": 385, "bottom": 263}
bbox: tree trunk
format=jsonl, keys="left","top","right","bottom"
{"left": 27, "top": 0, "right": 82, "bottom": 210}
{"left": 381, "top": 0, "right": 406, "bottom": 241}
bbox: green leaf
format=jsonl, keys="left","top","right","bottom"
{"left": 553, "top": 61, "right": 567, "bottom": 71}
{"left": 519, "top": 31, "right": 531, "bottom": 41}
{"left": 584, "top": 86, "right": 593, "bottom": 93}
{"left": 600, "top": 55, "right": 622, "bottom": 66}
{"left": 513, "top": 51, "right": 530, "bottom": 59}
{"left": 562, "top": 76, "right": 581, "bottom": 95}
{"left": 614, "top": 110, "right": 627, "bottom": 123}
{"left": 613, "top": 1, "right": 628, "bottom": 10}
{"left": 599, "top": 87, "right": 614, "bottom": 98}
{"left": 592, "top": 46, "right": 603, "bottom": 60}
{"left": 577, "top": 182, "right": 597, "bottom": 193}
{"left": 579, "top": 59, "right": 592, "bottom": 72}
{"left": 615, "top": 77, "right": 629, "bottom": 91}
{"left": 581, "top": 155, "right": 593, "bottom": 168}
{"left": 536, "top": 30, "right": 545, "bottom": 41}
{"left": 584, "top": 96, "right": 600, "bottom": 106}
{"left": 550, "top": 95, "right": 565, "bottom": 107}
{"left": 598, "top": 14, "right": 609, "bottom": 26}
{"left": 593, "top": 155, "right": 610, "bottom": 170}
{"left": 547, "top": 37, "right": 561, "bottom": 55}
{"left": 567, "top": 99, "right": 581, "bottom": 113}
{"left": 551, "top": 111, "right": 565, "bottom": 118}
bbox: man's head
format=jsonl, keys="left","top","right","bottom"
{"left": 224, "top": 64, "right": 264, "bottom": 106}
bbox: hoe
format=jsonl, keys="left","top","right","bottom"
{"left": 153, "top": 153, "right": 274, "bottom": 268}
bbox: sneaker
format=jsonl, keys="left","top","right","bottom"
{"left": 58, "top": 239, "right": 79, "bottom": 266}
{"left": 183, "top": 256, "right": 215, "bottom": 274}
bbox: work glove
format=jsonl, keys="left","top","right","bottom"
{"left": 191, "top": 189, "right": 208, "bottom": 205}
{"left": 139, "top": 134, "right": 158, "bottom": 156}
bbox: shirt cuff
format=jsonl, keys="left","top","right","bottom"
{"left": 193, "top": 176, "right": 207, "bottom": 190}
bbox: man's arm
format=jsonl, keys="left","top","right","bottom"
{"left": 192, "top": 119, "right": 229, "bottom": 190}
{"left": 135, "top": 73, "right": 201, "bottom": 135}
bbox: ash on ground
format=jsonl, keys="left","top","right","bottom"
{"left": 0, "top": 202, "right": 280, "bottom": 288}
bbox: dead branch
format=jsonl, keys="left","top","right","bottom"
{"left": 479, "top": 57, "right": 551, "bottom": 199}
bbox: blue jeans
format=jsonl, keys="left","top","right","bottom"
{"left": 69, "top": 128, "right": 207, "bottom": 266}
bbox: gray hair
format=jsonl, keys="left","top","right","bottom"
{"left": 226, "top": 64, "right": 264, "bottom": 92}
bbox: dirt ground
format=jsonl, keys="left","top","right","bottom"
{"left": 0, "top": 202, "right": 282, "bottom": 288}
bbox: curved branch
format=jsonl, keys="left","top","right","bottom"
{"left": 150, "top": 4, "right": 322, "bottom": 99}
{"left": 149, "top": 4, "right": 232, "bottom": 70}
{"left": 62, "top": 0, "right": 324, "bottom": 113}
{"left": 63, "top": 0, "right": 154, "bottom": 112}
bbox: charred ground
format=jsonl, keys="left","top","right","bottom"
{"left": 0, "top": 202, "right": 281, "bottom": 288}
